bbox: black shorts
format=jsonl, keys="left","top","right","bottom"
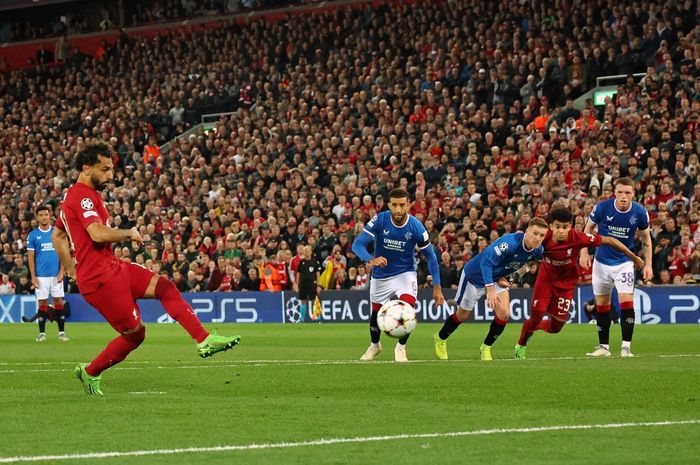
{"left": 298, "top": 281, "right": 317, "bottom": 301}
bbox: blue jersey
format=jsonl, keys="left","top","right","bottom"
{"left": 359, "top": 211, "right": 431, "bottom": 279}
{"left": 462, "top": 232, "right": 543, "bottom": 287}
{"left": 589, "top": 199, "right": 649, "bottom": 266}
{"left": 27, "top": 226, "right": 60, "bottom": 277}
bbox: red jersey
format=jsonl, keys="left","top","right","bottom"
{"left": 56, "top": 182, "right": 120, "bottom": 294}
{"left": 538, "top": 229, "right": 603, "bottom": 289}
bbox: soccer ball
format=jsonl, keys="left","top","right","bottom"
{"left": 377, "top": 300, "right": 417, "bottom": 338}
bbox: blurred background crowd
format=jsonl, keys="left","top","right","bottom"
{"left": 0, "top": 0, "right": 698, "bottom": 296}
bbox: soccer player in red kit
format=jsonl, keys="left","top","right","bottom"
{"left": 52, "top": 142, "right": 241, "bottom": 395}
{"left": 514, "top": 207, "right": 643, "bottom": 359}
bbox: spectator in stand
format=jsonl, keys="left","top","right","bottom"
{"left": 439, "top": 252, "right": 458, "bottom": 288}
{"left": 354, "top": 264, "right": 369, "bottom": 290}
{"left": 0, "top": 274, "right": 16, "bottom": 295}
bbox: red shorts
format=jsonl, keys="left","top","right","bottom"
{"left": 531, "top": 280, "right": 574, "bottom": 321}
{"left": 83, "top": 261, "right": 156, "bottom": 333}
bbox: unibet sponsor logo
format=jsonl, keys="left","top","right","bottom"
{"left": 607, "top": 225, "right": 631, "bottom": 238}
{"left": 383, "top": 238, "right": 407, "bottom": 251}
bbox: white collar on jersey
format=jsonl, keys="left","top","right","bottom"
{"left": 390, "top": 215, "right": 409, "bottom": 229}
{"left": 613, "top": 200, "right": 632, "bottom": 214}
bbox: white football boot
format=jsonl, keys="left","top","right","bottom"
{"left": 360, "top": 343, "right": 382, "bottom": 361}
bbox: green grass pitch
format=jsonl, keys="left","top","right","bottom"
{"left": 1, "top": 322, "right": 699, "bottom": 464}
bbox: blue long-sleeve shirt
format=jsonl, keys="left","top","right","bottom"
{"left": 351, "top": 211, "right": 441, "bottom": 285}
{"left": 462, "top": 232, "right": 543, "bottom": 287}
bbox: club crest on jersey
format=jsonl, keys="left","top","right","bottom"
{"left": 567, "top": 248, "right": 572, "bottom": 256}
{"left": 630, "top": 216, "right": 637, "bottom": 225}
{"left": 405, "top": 231, "right": 412, "bottom": 240}
{"left": 80, "top": 198, "right": 94, "bottom": 210}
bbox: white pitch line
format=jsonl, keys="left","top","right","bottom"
{"left": 2, "top": 353, "right": 699, "bottom": 367}
{"left": 1, "top": 353, "right": 700, "bottom": 374}
{"left": 0, "top": 419, "right": 698, "bottom": 463}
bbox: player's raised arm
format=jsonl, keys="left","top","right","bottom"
{"left": 599, "top": 236, "right": 644, "bottom": 269}
{"left": 51, "top": 227, "right": 76, "bottom": 280}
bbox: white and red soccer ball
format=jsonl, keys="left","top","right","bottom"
{"left": 377, "top": 300, "right": 417, "bottom": 338}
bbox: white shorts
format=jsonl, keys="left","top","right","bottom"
{"left": 455, "top": 273, "right": 507, "bottom": 311}
{"left": 35, "top": 276, "right": 65, "bottom": 300}
{"left": 369, "top": 271, "right": 417, "bottom": 305}
{"left": 592, "top": 260, "right": 635, "bottom": 296}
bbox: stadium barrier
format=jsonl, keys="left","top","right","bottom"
{"left": 1, "top": 286, "right": 698, "bottom": 324}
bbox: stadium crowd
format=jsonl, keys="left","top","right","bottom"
{"left": 0, "top": 0, "right": 698, "bottom": 296}
{"left": 1, "top": 0, "right": 295, "bottom": 43}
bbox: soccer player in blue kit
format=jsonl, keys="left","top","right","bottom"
{"left": 27, "top": 206, "right": 68, "bottom": 342}
{"left": 352, "top": 188, "right": 444, "bottom": 362}
{"left": 433, "top": 218, "right": 549, "bottom": 360}
{"left": 579, "top": 177, "right": 653, "bottom": 357}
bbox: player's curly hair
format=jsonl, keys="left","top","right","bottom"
{"left": 548, "top": 207, "right": 573, "bottom": 224}
{"left": 74, "top": 141, "right": 113, "bottom": 170}
{"left": 34, "top": 205, "right": 51, "bottom": 216}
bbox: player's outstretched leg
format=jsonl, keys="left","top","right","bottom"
{"left": 361, "top": 303, "right": 383, "bottom": 361}
{"left": 154, "top": 277, "right": 241, "bottom": 357}
{"left": 75, "top": 363, "right": 103, "bottom": 396}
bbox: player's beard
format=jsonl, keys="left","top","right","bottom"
{"left": 392, "top": 213, "right": 407, "bottom": 224}
{"left": 91, "top": 174, "right": 107, "bottom": 191}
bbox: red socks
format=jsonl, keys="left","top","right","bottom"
{"left": 534, "top": 318, "right": 565, "bottom": 334}
{"left": 155, "top": 277, "right": 209, "bottom": 343}
{"left": 519, "top": 312, "right": 565, "bottom": 345}
{"left": 518, "top": 312, "right": 544, "bottom": 345}
{"left": 86, "top": 326, "right": 146, "bottom": 376}
{"left": 398, "top": 294, "right": 416, "bottom": 306}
